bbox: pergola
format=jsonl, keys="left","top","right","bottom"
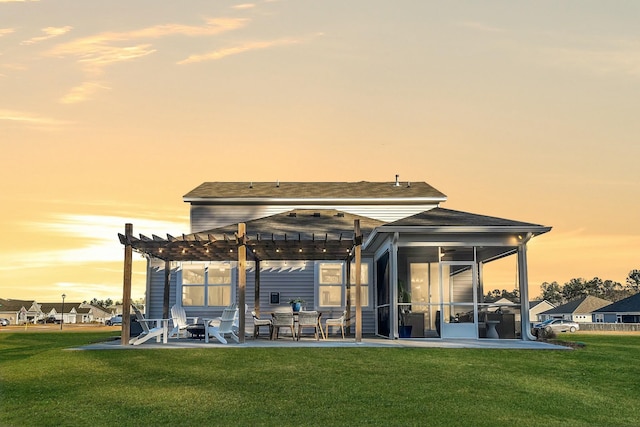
{"left": 119, "top": 209, "right": 384, "bottom": 345}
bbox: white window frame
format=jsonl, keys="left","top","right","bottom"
{"left": 178, "top": 262, "right": 235, "bottom": 308}
{"left": 315, "top": 261, "right": 345, "bottom": 309}
{"left": 348, "top": 260, "right": 372, "bottom": 308}
{"left": 313, "top": 260, "right": 372, "bottom": 309}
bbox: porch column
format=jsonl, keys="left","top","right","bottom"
{"left": 237, "top": 223, "right": 246, "bottom": 344}
{"left": 518, "top": 236, "right": 536, "bottom": 340}
{"left": 354, "top": 220, "right": 362, "bottom": 343}
{"left": 390, "top": 233, "right": 399, "bottom": 339}
{"left": 345, "top": 258, "right": 351, "bottom": 336}
{"left": 121, "top": 223, "right": 133, "bottom": 346}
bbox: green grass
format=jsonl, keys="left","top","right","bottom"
{"left": 1, "top": 332, "right": 640, "bottom": 426}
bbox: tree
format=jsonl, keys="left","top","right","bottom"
{"left": 562, "top": 278, "right": 589, "bottom": 301}
{"left": 626, "top": 270, "right": 640, "bottom": 293}
{"left": 540, "top": 281, "right": 563, "bottom": 305}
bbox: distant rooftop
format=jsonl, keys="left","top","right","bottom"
{"left": 183, "top": 180, "right": 447, "bottom": 202}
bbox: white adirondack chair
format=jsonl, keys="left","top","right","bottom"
{"left": 169, "top": 305, "right": 198, "bottom": 339}
{"left": 129, "top": 306, "right": 166, "bottom": 346}
{"left": 205, "top": 306, "right": 239, "bottom": 344}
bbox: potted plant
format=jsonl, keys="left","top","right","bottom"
{"left": 288, "top": 298, "right": 305, "bottom": 312}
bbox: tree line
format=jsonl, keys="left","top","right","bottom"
{"left": 484, "top": 269, "right": 640, "bottom": 305}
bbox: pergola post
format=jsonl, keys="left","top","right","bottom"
{"left": 163, "top": 260, "right": 171, "bottom": 320}
{"left": 238, "top": 223, "right": 246, "bottom": 344}
{"left": 121, "top": 223, "right": 133, "bottom": 345}
{"left": 254, "top": 259, "right": 261, "bottom": 317}
{"left": 354, "top": 220, "right": 362, "bottom": 343}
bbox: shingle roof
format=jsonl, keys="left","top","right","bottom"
{"left": 0, "top": 298, "right": 34, "bottom": 311}
{"left": 593, "top": 293, "right": 640, "bottom": 313}
{"left": 540, "top": 296, "right": 611, "bottom": 315}
{"left": 184, "top": 181, "right": 446, "bottom": 200}
{"left": 383, "top": 207, "right": 550, "bottom": 229}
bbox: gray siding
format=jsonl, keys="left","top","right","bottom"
{"left": 190, "top": 204, "right": 438, "bottom": 233}
{"left": 147, "top": 259, "right": 376, "bottom": 335}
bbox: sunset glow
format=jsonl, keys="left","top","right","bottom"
{"left": 1, "top": 1, "right": 638, "bottom": 302}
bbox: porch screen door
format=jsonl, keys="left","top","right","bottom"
{"left": 375, "top": 252, "right": 390, "bottom": 337}
{"left": 440, "top": 262, "right": 477, "bottom": 339}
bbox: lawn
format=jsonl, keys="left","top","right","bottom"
{"left": 1, "top": 331, "right": 639, "bottom": 427}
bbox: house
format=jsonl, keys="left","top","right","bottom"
{"left": 79, "top": 303, "right": 114, "bottom": 324}
{"left": 529, "top": 300, "right": 556, "bottom": 323}
{"left": 120, "top": 178, "right": 551, "bottom": 341}
{"left": 538, "top": 296, "right": 611, "bottom": 323}
{"left": 0, "top": 299, "right": 42, "bottom": 325}
{"left": 592, "top": 293, "right": 640, "bottom": 323}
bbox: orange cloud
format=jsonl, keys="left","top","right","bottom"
{"left": 21, "top": 26, "right": 72, "bottom": 45}
{"left": 178, "top": 38, "right": 301, "bottom": 64}
{"left": 60, "top": 81, "right": 111, "bottom": 104}
{"left": 0, "top": 109, "right": 72, "bottom": 127}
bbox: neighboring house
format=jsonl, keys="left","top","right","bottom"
{"left": 40, "top": 302, "right": 86, "bottom": 324}
{"left": 592, "top": 293, "right": 640, "bottom": 323}
{"left": 538, "top": 296, "right": 611, "bottom": 323}
{"left": 80, "top": 303, "right": 113, "bottom": 323}
{"left": 529, "top": 300, "right": 556, "bottom": 323}
{"left": 0, "top": 299, "right": 42, "bottom": 325}
{"left": 120, "top": 178, "right": 551, "bottom": 341}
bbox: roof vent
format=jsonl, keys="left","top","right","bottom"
{"left": 288, "top": 212, "right": 297, "bottom": 217}
{"left": 249, "top": 182, "right": 253, "bottom": 189}
{"left": 336, "top": 212, "right": 345, "bottom": 217}
{"left": 407, "top": 181, "right": 411, "bottom": 188}
{"left": 313, "top": 212, "right": 321, "bottom": 217}
{"left": 395, "top": 174, "right": 400, "bottom": 187}
{"left": 276, "top": 180, "right": 280, "bottom": 188}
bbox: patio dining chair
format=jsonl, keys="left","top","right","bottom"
{"left": 271, "top": 310, "right": 296, "bottom": 340}
{"left": 296, "top": 310, "right": 323, "bottom": 340}
{"left": 169, "top": 304, "right": 198, "bottom": 339}
{"left": 324, "top": 310, "right": 347, "bottom": 339}
{"left": 129, "top": 305, "right": 166, "bottom": 345}
{"left": 251, "top": 310, "right": 272, "bottom": 339}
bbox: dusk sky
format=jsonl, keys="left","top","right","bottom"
{"left": 1, "top": 1, "right": 639, "bottom": 303}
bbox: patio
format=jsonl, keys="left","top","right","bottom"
{"left": 75, "top": 335, "right": 570, "bottom": 350}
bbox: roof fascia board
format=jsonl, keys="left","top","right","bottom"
{"left": 184, "top": 197, "right": 447, "bottom": 204}
{"left": 376, "top": 226, "right": 552, "bottom": 234}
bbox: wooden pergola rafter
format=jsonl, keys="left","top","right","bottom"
{"left": 119, "top": 211, "right": 376, "bottom": 346}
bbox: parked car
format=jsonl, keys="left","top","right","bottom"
{"left": 0, "top": 318, "right": 10, "bottom": 326}
{"left": 533, "top": 319, "right": 579, "bottom": 336}
{"left": 45, "top": 316, "right": 61, "bottom": 324}
{"left": 106, "top": 315, "right": 122, "bottom": 326}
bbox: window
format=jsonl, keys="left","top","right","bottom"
{"left": 595, "top": 314, "right": 604, "bottom": 323}
{"left": 348, "top": 262, "right": 370, "bottom": 307}
{"left": 317, "top": 262, "right": 344, "bottom": 307}
{"left": 315, "top": 262, "right": 371, "bottom": 308}
{"left": 181, "top": 262, "right": 232, "bottom": 307}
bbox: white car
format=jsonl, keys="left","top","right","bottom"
{"left": 533, "top": 319, "right": 579, "bottom": 335}
{"left": 0, "top": 318, "right": 10, "bottom": 326}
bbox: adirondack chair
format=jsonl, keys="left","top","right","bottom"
{"left": 129, "top": 305, "right": 166, "bottom": 345}
{"left": 169, "top": 305, "right": 198, "bottom": 339}
{"left": 204, "top": 306, "right": 239, "bottom": 344}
